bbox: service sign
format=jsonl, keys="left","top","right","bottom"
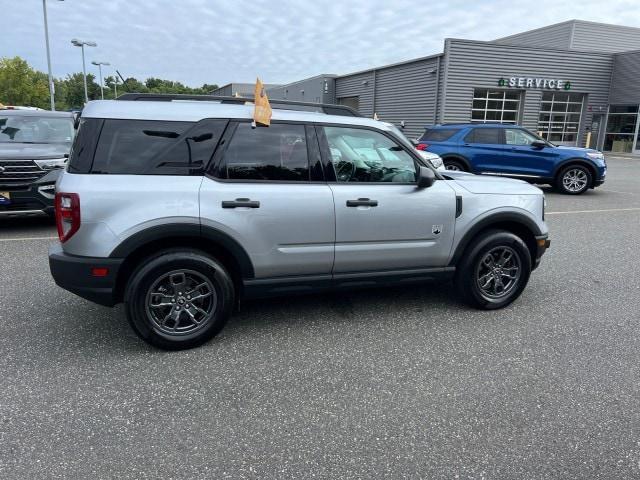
{"left": 498, "top": 77, "right": 571, "bottom": 90}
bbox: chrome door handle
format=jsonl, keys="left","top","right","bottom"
{"left": 222, "top": 198, "right": 260, "bottom": 208}
{"left": 346, "top": 198, "right": 378, "bottom": 207}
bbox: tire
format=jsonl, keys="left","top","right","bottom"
{"left": 454, "top": 229, "right": 532, "bottom": 310}
{"left": 555, "top": 164, "right": 592, "bottom": 195}
{"left": 124, "top": 249, "right": 235, "bottom": 350}
{"left": 443, "top": 158, "right": 467, "bottom": 172}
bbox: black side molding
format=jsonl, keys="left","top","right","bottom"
{"left": 455, "top": 195, "right": 463, "bottom": 218}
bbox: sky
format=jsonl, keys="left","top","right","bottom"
{"left": 2, "top": 0, "right": 640, "bottom": 88}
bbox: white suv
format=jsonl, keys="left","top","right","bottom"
{"left": 49, "top": 94, "right": 550, "bottom": 350}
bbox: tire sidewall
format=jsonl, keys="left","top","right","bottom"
{"left": 557, "top": 165, "right": 592, "bottom": 195}
{"left": 457, "top": 231, "right": 532, "bottom": 309}
{"left": 444, "top": 159, "right": 466, "bottom": 172}
{"left": 125, "top": 251, "right": 234, "bottom": 350}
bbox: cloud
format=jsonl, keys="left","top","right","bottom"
{"left": 1, "top": 0, "right": 640, "bottom": 87}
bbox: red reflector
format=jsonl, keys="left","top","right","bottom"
{"left": 415, "top": 143, "right": 428, "bottom": 150}
{"left": 91, "top": 267, "right": 109, "bottom": 277}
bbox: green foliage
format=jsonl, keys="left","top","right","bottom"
{"left": 0, "top": 56, "right": 219, "bottom": 110}
{"left": 0, "top": 57, "right": 50, "bottom": 109}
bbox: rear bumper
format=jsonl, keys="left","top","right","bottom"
{"left": 48, "top": 243, "right": 123, "bottom": 307}
{"left": 533, "top": 234, "right": 551, "bottom": 270}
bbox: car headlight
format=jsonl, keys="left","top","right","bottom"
{"left": 429, "top": 155, "right": 444, "bottom": 170}
{"left": 34, "top": 158, "right": 67, "bottom": 170}
{"left": 586, "top": 152, "right": 604, "bottom": 161}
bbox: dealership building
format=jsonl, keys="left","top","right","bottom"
{"left": 262, "top": 20, "right": 640, "bottom": 153}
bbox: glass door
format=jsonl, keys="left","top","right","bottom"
{"left": 604, "top": 105, "right": 639, "bottom": 153}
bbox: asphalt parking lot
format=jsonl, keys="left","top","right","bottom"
{"left": 1, "top": 156, "right": 639, "bottom": 479}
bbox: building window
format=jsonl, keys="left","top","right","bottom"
{"left": 603, "top": 105, "right": 639, "bottom": 152}
{"left": 471, "top": 89, "right": 520, "bottom": 124}
{"left": 537, "top": 92, "right": 584, "bottom": 145}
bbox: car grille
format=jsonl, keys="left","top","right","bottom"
{"left": 0, "top": 160, "right": 47, "bottom": 186}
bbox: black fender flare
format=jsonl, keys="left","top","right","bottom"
{"left": 449, "top": 211, "right": 543, "bottom": 266}
{"left": 110, "top": 223, "right": 255, "bottom": 279}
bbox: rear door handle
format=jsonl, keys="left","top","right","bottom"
{"left": 222, "top": 198, "right": 260, "bottom": 209}
{"left": 346, "top": 198, "right": 378, "bottom": 207}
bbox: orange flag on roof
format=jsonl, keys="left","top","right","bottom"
{"left": 253, "top": 77, "right": 272, "bottom": 127}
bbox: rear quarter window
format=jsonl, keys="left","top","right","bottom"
{"left": 67, "top": 118, "right": 103, "bottom": 174}
{"left": 419, "top": 128, "right": 458, "bottom": 142}
{"left": 90, "top": 119, "right": 227, "bottom": 175}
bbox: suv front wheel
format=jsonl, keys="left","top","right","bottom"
{"left": 124, "top": 249, "right": 235, "bottom": 350}
{"left": 556, "top": 164, "right": 592, "bottom": 195}
{"left": 454, "top": 230, "right": 532, "bottom": 309}
{"left": 443, "top": 158, "right": 467, "bottom": 171}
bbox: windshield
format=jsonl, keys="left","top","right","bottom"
{"left": 0, "top": 115, "right": 74, "bottom": 144}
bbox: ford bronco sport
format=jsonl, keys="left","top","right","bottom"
{"left": 49, "top": 94, "right": 550, "bottom": 350}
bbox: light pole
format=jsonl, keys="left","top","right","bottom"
{"left": 71, "top": 38, "right": 97, "bottom": 103}
{"left": 42, "top": 0, "right": 64, "bottom": 110}
{"left": 91, "top": 61, "right": 110, "bottom": 100}
{"left": 113, "top": 75, "right": 118, "bottom": 98}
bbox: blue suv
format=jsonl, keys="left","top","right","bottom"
{"left": 416, "top": 124, "right": 606, "bottom": 194}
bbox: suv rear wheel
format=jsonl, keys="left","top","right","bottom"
{"left": 124, "top": 249, "right": 235, "bottom": 350}
{"left": 556, "top": 164, "right": 592, "bottom": 195}
{"left": 443, "top": 158, "right": 467, "bottom": 171}
{"left": 454, "top": 230, "right": 532, "bottom": 309}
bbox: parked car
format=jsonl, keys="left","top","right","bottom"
{"left": 0, "top": 110, "right": 74, "bottom": 217}
{"left": 417, "top": 123, "right": 606, "bottom": 195}
{"left": 49, "top": 95, "right": 549, "bottom": 350}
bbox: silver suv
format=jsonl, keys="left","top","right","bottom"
{"left": 49, "top": 94, "right": 550, "bottom": 350}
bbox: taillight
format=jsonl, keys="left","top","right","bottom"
{"left": 55, "top": 192, "right": 80, "bottom": 243}
{"left": 415, "top": 143, "right": 429, "bottom": 151}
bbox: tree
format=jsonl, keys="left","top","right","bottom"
{"left": 0, "top": 56, "right": 220, "bottom": 110}
{"left": 0, "top": 57, "right": 49, "bottom": 108}
{"left": 62, "top": 72, "right": 101, "bottom": 109}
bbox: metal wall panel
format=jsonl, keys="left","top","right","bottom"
{"left": 494, "top": 21, "right": 574, "bottom": 49}
{"left": 442, "top": 39, "right": 614, "bottom": 146}
{"left": 610, "top": 50, "right": 640, "bottom": 105}
{"left": 373, "top": 57, "right": 440, "bottom": 139}
{"left": 333, "top": 57, "right": 441, "bottom": 139}
{"left": 572, "top": 22, "right": 640, "bottom": 53}
{"left": 267, "top": 75, "right": 336, "bottom": 104}
{"left": 335, "top": 71, "right": 375, "bottom": 118}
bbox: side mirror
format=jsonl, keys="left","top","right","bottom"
{"left": 417, "top": 166, "right": 436, "bottom": 188}
{"left": 531, "top": 140, "right": 546, "bottom": 149}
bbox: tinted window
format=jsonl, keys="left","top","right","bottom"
{"left": 464, "top": 128, "right": 502, "bottom": 144}
{"left": 68, "top": 118, "right": 103, "bottom": 174}
{"left": 91, "top": 119, "right": 225, "bottom": 175}
{"left": 222, "top": 123, "right": 309, "bottom": 181}
{"left": 419, "top": 128, "right": 458, "bottom": 142}
{"left": 93, "top": 120, "right": 190, "bottom": 174}
{"left": 323, "top": 126, "right": 416, "bottom": 183}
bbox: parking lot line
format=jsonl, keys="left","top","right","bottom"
{"left": 0, "top": 236, "right": 58, "bottom": 242}
{"left": 546, "top": 207, "right": 640, "bottom": 215}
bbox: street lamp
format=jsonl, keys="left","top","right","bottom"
{"left": 91, "top": 61, "right": 110, "bottom": 100}
{"left": 42, "top": 0, "right": 64, "bottom": 110}
{"left": 71, "top": 38, "right": 97, "bottom": 103}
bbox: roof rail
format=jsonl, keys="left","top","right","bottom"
{"left": 115, "top": 93, "right": 363, "bottom": 117}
